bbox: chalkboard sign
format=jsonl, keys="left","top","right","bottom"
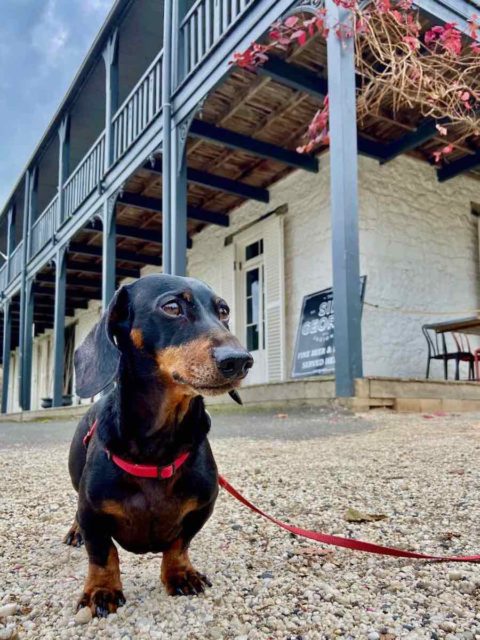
{"left": 291, "top": 277, "right": 367, "bottom": 378}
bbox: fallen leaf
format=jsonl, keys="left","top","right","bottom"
{"left": 344, "top": 508, "right": 388, "bottom": 523}
{"left": 298, "top": 546, "right": 334, "bottom": 557}
{"left": 439, "top": 531, "right": 461, "bottom": 541}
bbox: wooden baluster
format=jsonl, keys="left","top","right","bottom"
{"left": 197, "top": 3, "right": 204, "bottom": 63}
{"left": 222, "top": 0, "right": 229, "bottom": 32}
{"left": 205, "top": 0, "right": 212, "bottom": 51}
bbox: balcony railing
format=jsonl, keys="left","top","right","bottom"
{"left": 30, "top": 194, "right": 59, "bottom": 259}
{"left": 112, "top": 50, "right": 163, "bottom": 164}
{"left": 0, "top": 263, "right": 6, "bottom": 293}
{"left": 8, "top": 3, "right": 262, "bottom": 282}
{"left": 180, "top": 0, "right": 256, "bottom": 78}
{"left": 9, "top": 242, "right": 23, "bottom": 283}
{"left": 63, "top": 132, "right": 105, "bottom": 220}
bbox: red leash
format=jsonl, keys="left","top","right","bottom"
{"left": 218, "top": 475, "right": 480, "bottom": 563}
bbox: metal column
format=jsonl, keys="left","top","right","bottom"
{"left": 52, "top": 247, "right": 67, "bottom": 407}
{"left": 326, "top": 0, "right": 363, "bottom": 397}
{"left": 1, "top": 302, "right": 12, "bottom": 414}
{"left": 22, "top": 278, "right": 34, "bottom": 410}
{"left": 170, "top": 0, "right": 190, "bottom": 276}
{"left": 6, "top": 205, "right": 16, "bottom": 282}
{"left": 162, "top": 0, "right": 174, "bottom": 274}
{"left": 102, "top": 195, "right": 117, "bottom": 308}
{"left": 58, "top": 116, "right": 70, "bottom": 226}
{"left": 103, "top": 30, "right": 119, "bottom": 171}
{"left": 171, "top": 126, "right": 188, "bottom": 276}
{"left": 19, "top": 169, "right": 34, "bottom": 409}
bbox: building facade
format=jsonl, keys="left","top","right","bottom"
{"left": 1, "top": 0, "right": 480, "bottom": 414}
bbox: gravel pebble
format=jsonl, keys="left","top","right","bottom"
{"left": 74, "top": 607, "right": 92, "bottom": 625}
{"left": 1, "top": 410, "right": 480, "bottom": 639}
{"left": 0, "top": 605, "right": 18, "bottom": 619}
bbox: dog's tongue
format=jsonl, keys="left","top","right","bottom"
{"left": 228, "top": 389, "right": 243, "bottom": 405}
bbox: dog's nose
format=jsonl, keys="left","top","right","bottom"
{"left": 214, "top": 347, "right": 254, "bottom": 379}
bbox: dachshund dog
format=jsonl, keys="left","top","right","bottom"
{"left": 64, "top": 274, "right": 253, "bottom": 617}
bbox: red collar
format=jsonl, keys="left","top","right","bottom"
{"left": 83, "top": 420, "right": 190, "bottom": 480}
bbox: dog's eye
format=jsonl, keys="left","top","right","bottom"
{"left": 218, "top": 304, "right": 230, "bottom": 322}
{"left": 162, "top": 301, "right": 182, "bottom": 317}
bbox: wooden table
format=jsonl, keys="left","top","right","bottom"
{"left": 425, "top": 316, "right": 480, "bottom": 336}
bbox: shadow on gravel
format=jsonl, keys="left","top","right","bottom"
{"left": 0, "top": 404, "right": 375, "bottom": 448}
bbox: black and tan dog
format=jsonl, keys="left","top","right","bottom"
{"left": 64, "top": 274, "right": 253, "bottom": 617}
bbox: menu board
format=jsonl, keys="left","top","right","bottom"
{"left": 292, "top": 277, "right": 366, "bottom": 378}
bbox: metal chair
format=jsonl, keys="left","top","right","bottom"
{"left": 422, "top": 325, "right": 475, "bottom": 380}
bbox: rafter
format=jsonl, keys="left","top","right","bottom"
{"left": 69, "top": 242, "right": 162, "bottom": 267}
{"left": 84, "top": 219, "right": 193, "bottom": 249}
{"left": 143, "top": 159, "right": 269, "bottom": 203}
{"left": 118, "top": 192, "right": 230, "bottom": 227}
{"left": 189, "top": 120, "right": 319, "bottom": 172}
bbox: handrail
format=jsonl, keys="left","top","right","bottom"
{"left": 112, "top": 49, "right": 164, "bottom": 125}
{"left": 180, "top": 0, "right": 204, "bottom": 28}
{"left": 63, "top": 132, "right": 105, "bottom": 219}
{"left": 179, "top": 0, "right": 256, "bottom": 79}
{"left": 30, "top": 194, "right": 58, "bottom": 258}
{"left": 9, "top": 241, "right": 23, "bottom": 283}
{"left": 63, "top": 130, "right": 106, "bottom": 190}
{"left": 111, "top": 49, "right": 164, "bottom": 163}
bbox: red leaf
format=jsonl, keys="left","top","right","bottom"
{"left": 284, "top": 16, "right": 299, "bottom": 28}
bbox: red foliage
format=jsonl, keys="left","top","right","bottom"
{"left": 424, "top": 23, "right": 462, "bottom": 56}
{"left": 231, "top": 0, "right": 479, "bottom": 158}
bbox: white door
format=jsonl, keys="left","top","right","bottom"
{"left": 236, "top": 238, "right": 267, "bottom": 385}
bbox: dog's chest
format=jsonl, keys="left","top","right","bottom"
{"left": 102, "top": 482, "right": 202, "bottom": 553}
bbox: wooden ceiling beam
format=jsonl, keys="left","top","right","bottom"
{"left": 189, "top": 119, "right": 319, "bottom": 172}
{"left": 69, "top": 242, "right": 162, "bottom": 267}
{"left": 67, "top": 260, "right": 139, "bottom": 279}
{"left": 84, "top": 219, "right": 193, "bottom": 249}
{"left": 437, "top": 150, "right": 480, "bottom": 182}
{"left": 143, "top": 158, "right": 269, "bottom": 203}
{"left": 118, "top": 192, "right": 230, "bottom": 227}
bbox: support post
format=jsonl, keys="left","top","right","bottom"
{"left": 52, "top": 247, "right": 67, "bottom": 407}
{"left": 58, "top": 116, "right": 70, "bottom": 226}
{"left": 171, "top": 125, "right": 188, "bottom": 276}
{"left": 1, "top": 302, "right": 12, "bottom": 414}
{"left": 18, "top": 169, "right": 34, "bottom": 409}
{"left": 102, "top": 30, "right": 119, "bottom": 172}
{"left": 162, "top": 0, "right": 174, "bottom": 274}
{"left": 6, "top": 205, "right": 16, "bottom": 282}
{"left": 102, "top": 195, "right": 117, "bottom": 308}
{"left": 326, "top": 0, "right": 363, "bottom": 397}
{"left": 22, "top": 278, "right": 34, "bottom": 410}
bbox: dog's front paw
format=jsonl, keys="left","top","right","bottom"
{"left": 77, "top": 588, "right": 126, "bottom": 617}
{"left": 164, "top": 569, "right": 212, "bottom": 596}
{"left": 63, "top": 522, "right": 84, "bottom": 547}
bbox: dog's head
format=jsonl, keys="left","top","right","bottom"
{"left": 74, "top": 274, "right": 253, "bottom": 399}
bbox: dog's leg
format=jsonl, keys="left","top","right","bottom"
{"left": 161, "top": 537, "right": 212, "bottom": 596}
{"left": 63, "top": 514, "right": 84, "bottom": 547}
{"left": 77, "top": 535, "right": 125, "bottom": 617}
{"left": 161, "top": 504, "right": 214, "bottom": 596}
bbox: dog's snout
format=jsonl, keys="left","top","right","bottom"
{"left": 214, "top": 346, "right": 253, "bottom": 379}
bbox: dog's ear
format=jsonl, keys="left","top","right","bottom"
{"left": 74, "top": 285, "right": 131, "bottom": 398}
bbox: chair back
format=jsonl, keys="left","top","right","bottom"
{"left": 452, "top": 332, "right": 472, "bottom": 354}
{"left": 422, "top": 325, "right": 442, "bottom": 357}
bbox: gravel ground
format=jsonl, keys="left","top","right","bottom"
{"left": 1, "top": 408, "right": 480, "bottom": 639}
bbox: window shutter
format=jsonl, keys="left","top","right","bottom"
{"left": 263, "top": 214, "right": 285, "bottom": 381}
{"left": 220, "top": 242, "right": 237, "bottom": 336}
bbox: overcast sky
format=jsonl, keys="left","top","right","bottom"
{"left": 0, "top": 0, "right": 114, "bottom": 210}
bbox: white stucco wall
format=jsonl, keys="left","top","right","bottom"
{"left": 187, "top": 153, "right": 480, "bottom": 381}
